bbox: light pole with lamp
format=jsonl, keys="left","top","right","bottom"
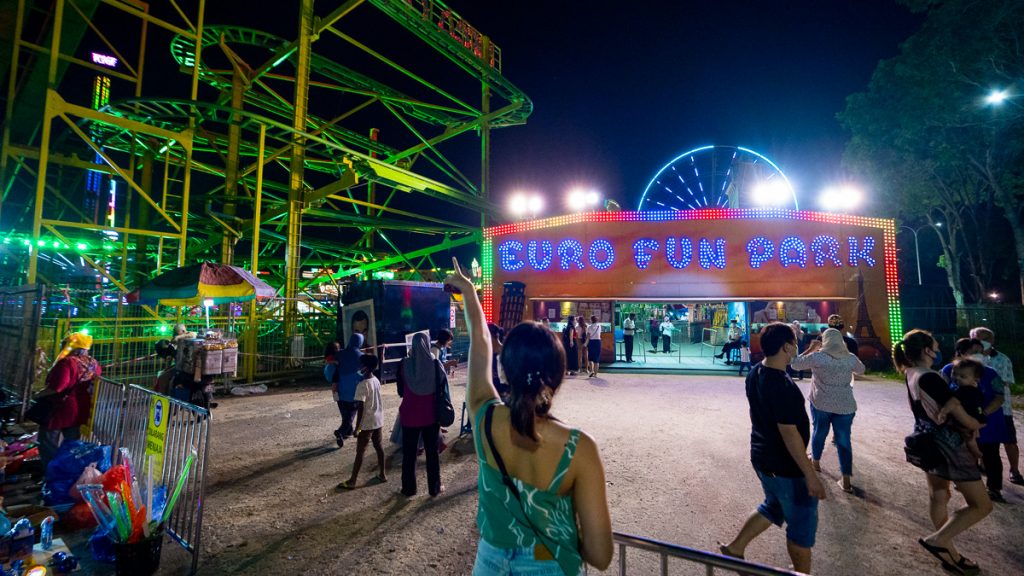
{"left": 897, "top": 222, "right": 942, "bottom": 286}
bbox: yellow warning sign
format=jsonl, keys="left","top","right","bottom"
{"left": 144, "top": 397, "right": 170, "bottom": 478}
{"left": 80, "top": 382, "right": 100, "bottom": 439}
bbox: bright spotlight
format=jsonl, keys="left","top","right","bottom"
{"left": 751, "top": 180, "right": 790, "bottom": 206}
{"left": 819, "top": 185, "right": 863, "bottom": 212}
{"left": 986, "top": 89, "right": 1010, "bottom": 106}
{"left": 508, "top": 193, "right": 527, "bottom": 216}
{"left": 527, "top": 195, "right": 544, "bottom": 215}
{"left": 567, "top": 188, "right": 600, "bottom": 212}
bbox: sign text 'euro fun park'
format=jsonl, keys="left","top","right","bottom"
{"left": 497, "top": 234, "right": 878, "bottom": 273}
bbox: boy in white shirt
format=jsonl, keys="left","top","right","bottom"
{"left": 338, "top": 354, "right": 387, "bottom": 489}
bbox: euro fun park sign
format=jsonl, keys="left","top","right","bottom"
{"left": 482, "top": 209, "right": 902, "bottom": 344}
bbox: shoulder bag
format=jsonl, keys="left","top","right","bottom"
{"left": 484, "top": 404, "right": 567, "bottom": 572}
{"left": 903, "top": 378, "right": 943, "bottom": 471}
{"left": 434, "top": 361, "right": 456, "bottom": 427}
{"left": 24, "top": 387, "right": 68, "bottom": 428}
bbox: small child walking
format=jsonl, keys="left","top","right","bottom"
{"left": 338, "top": 354, "right": 387, "bottom": 489}
{"left": 737, "top": 342, "right": 752, "bottom": 376}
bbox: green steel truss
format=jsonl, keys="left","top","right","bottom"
{"left": 1, "top": 0, "right": 532, "bottom": 307}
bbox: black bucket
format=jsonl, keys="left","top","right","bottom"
{"left": 113, "top": 529, "right": 164, "bottom": 576}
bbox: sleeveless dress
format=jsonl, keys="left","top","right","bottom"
{"left": 472, "top": 398, "right": 584, "bottom": 576}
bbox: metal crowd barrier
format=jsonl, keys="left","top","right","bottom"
{"left": 613, "top": 532, "right": 807, "bottom": 576}
{"left": 81, "top": 378, "right": 210, "bottom": 575}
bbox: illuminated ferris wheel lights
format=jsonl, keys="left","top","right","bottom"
{"left": 819, "top": 185, "right": 864, "bottom": 212}
{"left": 751, "top": 180, "right": 792, "bottom": 206}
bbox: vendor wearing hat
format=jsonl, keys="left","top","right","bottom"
{"left": 825, "top": 314, "right": 859, "bottom": 356}
{"left": 39, "top": 332, "right": 101, "bottom": 467}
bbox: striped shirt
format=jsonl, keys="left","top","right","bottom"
{"left": 790, "top": 351, "right": 865, "bottom": 414}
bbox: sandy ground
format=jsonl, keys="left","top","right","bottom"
{"left": 102, "top": 370, "right": 1024, "bottom": 575}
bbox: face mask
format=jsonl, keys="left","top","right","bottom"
{"left": 980, "top": 340, "right": 992, "bottom": 351}
{"left": 970, "top": 353, "right": 989, "bottom": 364}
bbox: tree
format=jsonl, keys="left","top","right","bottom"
{"left": 839, "top": 0, "right": 1024, "bottom": 304}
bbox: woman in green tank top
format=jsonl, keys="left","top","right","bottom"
{"left": 445, "top": 258, "right": 613, "bottom": 576}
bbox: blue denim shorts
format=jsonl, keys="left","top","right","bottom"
{"left": 755, "top": 470, "right": 819, "bottom": 548}
{"left": 473, "top": 538, "right": 576, "bottom": 576}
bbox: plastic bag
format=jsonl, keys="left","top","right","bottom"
{"left": 61, "top": 501, "right": 98, "bottom": 531}
{"left": 89, "top": 526, "right": 116, "bottom": 564}
{"left": 69, "top": 463, "right": 104, "bottom": 501}
{"left": 43, "top": 441, "right": 112, "bottom": 506}
{"left": 100, "top": 465, "right": 128, "bottom": 494}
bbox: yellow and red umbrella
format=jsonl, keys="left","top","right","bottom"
{"left": 126, "top": 262, "right": 277, "bottom": 306}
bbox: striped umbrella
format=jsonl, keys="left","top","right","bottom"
{"left": 126, "top": 262, "right": 277, "bottom": 306}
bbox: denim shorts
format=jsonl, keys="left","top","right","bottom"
{"left": 755, "top": 470, "right": 819, "bottom": 549}
{"left": 473, "top": 538, "right": 578, "bottom": 576}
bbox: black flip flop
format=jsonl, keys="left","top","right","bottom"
{"left": 955, "top": 556, "right": 980, "bottom": 576}
{"left": 918, "top": 539, "right": 964, "bottom": 575}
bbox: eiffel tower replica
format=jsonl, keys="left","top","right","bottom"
{"left": 853, "top": 270, "right": 892, "bottom": 370}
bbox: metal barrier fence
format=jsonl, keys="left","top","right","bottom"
{"left": 81, "top": 377, "right": 210, "bottom": 575}
{"left": 37, "top": 303, "right": 337, "bottom": 388}
{"left": 0, "top": 284, "right": 45, "bottom": 418}
{"left": 613, "top": 532, "right": 806, "bottom": 576}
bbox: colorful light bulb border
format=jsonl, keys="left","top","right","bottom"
{"left": 481, "top": 208, "right": 902, "bottom": 343}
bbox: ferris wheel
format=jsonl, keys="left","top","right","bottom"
{"left": 637, "top": 145, "right": 798, "bottom": 211}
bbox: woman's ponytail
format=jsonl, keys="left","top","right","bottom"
{"left": 500, "top": 322, "right": 566, "bottom": 442}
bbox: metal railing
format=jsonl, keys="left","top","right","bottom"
{"left": 613, "top": 532, "right": 807, "bottom": 576}
{"left": 81, "top": 377, "right": 210, "bottom": 575}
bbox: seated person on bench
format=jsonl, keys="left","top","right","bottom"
{"left": 715, "top": 320, "right": 743, "bottom": 363}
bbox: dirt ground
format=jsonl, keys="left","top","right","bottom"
{"left": 126, "top": 370, "right": 1024, "bottom": 575}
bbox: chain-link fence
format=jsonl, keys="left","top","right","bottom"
{"left": 0, "top": 284, "right": 45, "bottom": 418}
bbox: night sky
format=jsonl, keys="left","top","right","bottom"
{"left": 63, "top": 0, "right": 924, "bottom": 252}
{"left": 455, "top": 1, "right": 924, "bottom": 212}
{"left": 183, "top": 0, "right": 925, "bottom": 217}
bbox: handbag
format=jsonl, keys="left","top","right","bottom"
{"left": 434, "top": 362, "right": 456, "bottom": 427}
{"left": 903, "top": 381, "right": 944, "bottom": 471}
{"left": 24, "top": 388, "right": 66, "bottom": 427}
{"left": 904, "top": 429, "right": 943, "bottom": 470}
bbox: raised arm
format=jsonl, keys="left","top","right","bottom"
{"left": 572, "top": 432, "right": 613, "bottom": 570}
{"left": 444, "top": 257, "right": 496, "bottom": 417}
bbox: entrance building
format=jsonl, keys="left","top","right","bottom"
{"left": 482, "top": 209, "right": 901, "bottom": 371}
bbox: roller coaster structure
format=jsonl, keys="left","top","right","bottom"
{"left": 0, "top": 0, "right": 531, "bottom": 334}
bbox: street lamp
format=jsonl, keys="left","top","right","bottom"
{"left": 986, "top": 88, "right": 1011, "bottom": 106}
{"left": 897, "top": 222, "right": 942, "bottom": 285}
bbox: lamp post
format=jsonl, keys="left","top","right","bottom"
{"left": 897, "top": 223, "right": 942, "bottom": 286}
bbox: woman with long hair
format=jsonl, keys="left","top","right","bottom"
{"left": 894, "top": 329, "right": 990, "bottom": 576}
{"left": 561, "top": 316, "right": 579, "bottom": 376}
{"left": 790, "top": 328, "right": 865, "bottom": 492}
{"left": 396, "top": 332, "right": 447, "bottom": 497}
{"left": 446, "top": 258, "right": 612, "bottom": 576}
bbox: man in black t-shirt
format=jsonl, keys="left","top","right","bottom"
{"left": 720, "top": 323, "right": 827, "bottom": 574}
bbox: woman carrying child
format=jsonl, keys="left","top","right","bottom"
{"left": 894, "top": 330, "right": 989, "bottom": 576}
{"left": 446, "top": 257, "right": 612, "bottom": 576}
